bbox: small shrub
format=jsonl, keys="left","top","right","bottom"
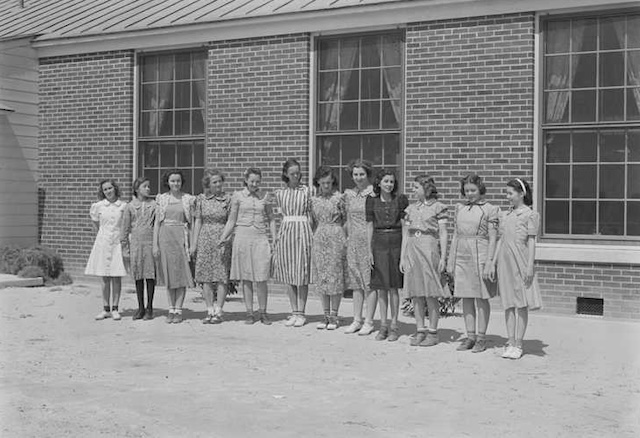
{"left": 17, "top": 265, "right": 46, "bottom": 279}
{"left": 47, "top": 272, "right": 73, "bottom": 286}
{"left": 0, "top": 245, "right": 23, "bottom": 275}
{"left": 16, "top": 246, "right": 64, "bottom": 279}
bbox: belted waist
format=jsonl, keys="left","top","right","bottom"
{"left": 457, "top": 235, "right": 488, "bottom": 240}
{"left": 408, "top": 229, "right": 437, "bottom": 238}
{"left": 374, "top": 228, "right": 402, "bottom": 233}
{"left": 163, "top": 220, "right": 188, "bottom": 226}
{"left": 282, "top": 216, "right": 309, "bottom": 223}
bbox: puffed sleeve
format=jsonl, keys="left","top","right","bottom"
{"left": 89, "top": 201, "right": 101, "bottom": 222}
{"left": 487, "top": 204, "right": 499, "bottom": 230}
{"left": 435, "top": 202, "right": 448, "bottom": 223}
{"left": 399, "top": 194, "right": 409, "bottom": 218}
{"left": 155, "top": 194, "right": 165, "bottom": 223}
{"left": 365, "top": 195, "right": 375, "bottom": 222}
{"left": 527, "top": 211, "right": 540, "bottom": 236}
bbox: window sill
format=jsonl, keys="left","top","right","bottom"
{"left": 536, "top": 242, "right": 640, "bottom": 265}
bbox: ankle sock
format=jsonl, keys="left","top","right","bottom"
{"left": 111, "top": 306, "right": 118, "bottom": 312}
{"left": 103, "top": 305, "right": 110, "bottom": 313}
{"left": 427, "top": 329, "right": 437, "bottom": 334}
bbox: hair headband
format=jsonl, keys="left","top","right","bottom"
{"left": 515, "top": 178, "right": 527, "bottom": 194}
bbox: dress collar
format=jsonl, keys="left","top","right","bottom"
{"left": 204, "top": 192, "right": 227, "bottom": 201}
{"left": 354, "top": 185, "right": 373, "bottom": 197}
{"left": 510, "top": 205, "right": 530, "bottom": 216}
{"left": 102, "top": 198, "right": 123, "bottom": 207}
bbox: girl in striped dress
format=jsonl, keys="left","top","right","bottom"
{"left": 272, "top": 158, "right": 313, "bottom": 327}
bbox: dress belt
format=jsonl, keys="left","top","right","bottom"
{"left": 282, "top": 216, "right": 308, "bottom": 223}
{"left": 457, "top": 235, "right": 488, "bottom": 240}
{"left": 374, "top": 228, "right": 402, "bottom": 233}
{"left": 408, "top": 229, "right": 437, "bottom": 237}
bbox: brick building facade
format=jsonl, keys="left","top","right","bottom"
{"left": 2, "top": 0, "right": 638, "bottom": 319}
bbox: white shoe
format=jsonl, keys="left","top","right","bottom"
{"left": 317, "top": 316, "right": 329, "bottom": 330}
{"left": 284, "top": 315, "right": 297, "bottom": 327}
{"left": 501, "top": 345, "right": 515, "bottom": 359}
{"left": 358, "top": 322, "right": 375, "bottom": 336}
{"left": 111, "top": 310, "right": 122, "bottom": 321}
{"left": 326, "top": 317, "right": 339, "bottom": 330}
{"left": 510, "top": 346, "right": 523, "bottom": 360}
{"left": 95, "top": 310, "right": 110, "bottom": 320}
{"left": 293, "top": 315, "right": 306, "bottom": 327}
{"left": 344, "top": 321, "right": 362, "bottom": 334}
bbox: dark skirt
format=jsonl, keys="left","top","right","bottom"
{"left": 370, "top": 230, "right": 403, "bottom": 290}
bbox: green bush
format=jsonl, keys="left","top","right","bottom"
{"left": 17, "top": 265, "right": 46, "bottom": 279}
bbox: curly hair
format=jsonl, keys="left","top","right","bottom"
{"left": 459, "top": 173, "right": 486, "bottom": 196}
{"left": 243, "top": 167, "right": 262, "bottom": 187}
{"left": 131, "top": 177, "right": 150, "bottom": 198}
{"left": 507, "top": 178, "right": 533, "bottom": 206}
{"left": 162, "top": 169, "right": 186, "bottom": 190}
{"left": 312, "top": 165, "right": 339, "bottom": 192}
{"left": 281, "top": 158, "right": 302, "bottom": 183}
{"left": 347, "top": 159, "right": 373, "bottom": 180}
{"left": 414, "top": 174, "right": 439, "bottom": 200}
{"left": 372, "top": 169, "right": 398, "bottom": 196}
{"left": 202, "top": 169, "right": 225, "bottom": 192}
{"left": 97, "top": 179, "right": 121, "bottom": 200}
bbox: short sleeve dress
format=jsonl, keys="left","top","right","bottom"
{"left": 156, "top": 193, "right": 195, "bottom": 289}
{"left": 120, "top": 198, "right": 156, "bottom": 281}
{"left": 311, "top": 191, "right": 347, "bottom": 296}
{"left": 194, "top": 193, "right": 231, "bottom": 284}
{"left": 365, "top": 193, "right": 409, "bottom": 290}
{"left": 85, "top": 199, "right": 128, "bottom": 277}
{"left": 344, "top": 186, "right": 373, "bottom": 291}
{"left": 447, "top": 201, "right": 499, "bottom": 299}
{"left": 403, "top": 201, "right": 450, "bottom": 298}
{"left": 496, "top": 206, "right": 543, "bottom": 310}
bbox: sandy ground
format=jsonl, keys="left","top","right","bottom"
{"left": 0, "top": 282, "right": 639, "bottom": 438}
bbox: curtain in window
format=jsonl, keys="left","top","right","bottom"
{"left": 155, "top": 59, "right": 174, "bottom": 136}
{"left": 381, "top": 38, "right": 402, "bottom": 125}
{"left": 612, "top": 20, "right": 640, "bottom": 114}
{"left": 192, "top": 58, "right": 207, "bottom": 124}
{"left": 320, "top": 40, "right": 358, "bottom": 130}
{"left": 546, "top": 23, "right": 585, "bottom": 122}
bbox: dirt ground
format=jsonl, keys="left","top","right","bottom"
{"left": 1, "top": 281, "right": 639, "bottom": 438}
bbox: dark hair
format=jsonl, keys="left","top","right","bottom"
{"left": 132, "top": 177, "right": 150, "bottom": 198}
{"left": 281, "top": 158, "right": 302, "bottom": 183}
{"left": 414, "top": 174, "right": 439, "bottom": 200}
{"left": 459, "top": 173, "right": 487, "bottom": 196}
{"left": 243, "top": 167, "right": 262, "bottom": 187}
{"left": 97, "top": 179, "right": 121, "bottom": 200}
{"left": 373, "top": 169, "right": 398, "bottom": 196}
{"left": 347, "top": 159, "right": 373, "bottom": 179}
{"left": 202, "top": 169, "right": 225, "bottom": 192}
{"left": 507, "top": 178, "right": 533, "bottom": 206}
{"left": 313, "top": 165, "right": 339, "bottom": 192}
{"left": 162, "top": 169, "right": 186, "bottom": 190}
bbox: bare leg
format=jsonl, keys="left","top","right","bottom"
{"left": 378, "top": 289, "right": 389, "bottom": 327}
{"left": 330, "top": 294, "right": 342, "bottom": 315}
{"left": 321, "top": 295, "right": 331, "bottom": 315}
{"left": 101, "top": 277, "right": 111, "bottom": 308}
{"left": 352, "top": 289, "right": 364, "bottom": 324}
{"left": 389, "top": 288, "right": 399, "bottom": 329}
{"left": 364, "top": 290, "right": 378, "bottom": 325}
{"left": 111, "top": 277, "right": 121, "bottom": 308}
{"left": 476, "top": 298, "right": 491, "bottom": 336}
{"left": 175, "top": 287, "right": 186, "bottom": 310}
{"left": 202, "top": 282, "right": 215, "bottom": 314}
{"left": 516, "top": 307, "right": 528, "bottom": 348}
{"left": 297, "top": 285, "right": 309, "bottom": 314}
{"left": 215, "top": 283, "right": 227, "bottom": 315}
{"left": 287, "top": 285, "right": 298, "bottom": 314}
{"left": 462, "top": 298, "right": 476, "bottom": 338}
{"left": 242, "top": 281, "right": 254, "bottom": 313}
{"left": 413, "top": 297, "right": 425, "bottom": 331}
{"left": 426, "top": 297, "right": 440, "bottom": 331}
{"left": 256, "top": 281, "right": 268, "bottom": 312}
{"left": 505, "top": 307, "right": 516, "bottom": 346}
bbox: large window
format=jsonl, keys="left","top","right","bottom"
{"left": 138, "top": 51, "right": 207, "bottom": 195}
{"left": 542, "top": 13, "right": 640, "bottom": 239}
{"left": 316, "top": 32, "right": 403, "bottom": 189}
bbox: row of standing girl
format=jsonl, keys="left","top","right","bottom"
{"left": 84, "top": 161, "right": 541, "bottom": 359}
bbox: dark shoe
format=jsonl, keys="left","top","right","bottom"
{"left": 202, "top": 314, "right": 213, "bottom": 324}
{"left": 375, "top": 326, "right": 389, "bottom": 341}
{"left": 471, "top": 339, "right": 487, "bottom": 353}
{"left": 456, "top": 337, "right": 475, "bottom": 351}
{"left": 143, "top": 308, "right": 153, "bottom": 320}
{"left": 387, "top": 327, "right": 399, "bottom": 342}
{"left": 133, "top": 309, "right": 145, "bottom": 320}
{"left": 420, "top": 331, "right": 439, "bottom": 347}
{"left": 165, "top": 313, "right": 174, "bottom": 324}
{"left": 172, "top": 313, "right": 183, "bottom": 324}
{"left": 259, "top": 312, "right": 272, "bottom": 326}
{"left": 211, "top": 314, "right": 223, "bottom": 324}
{"left": 410, "top": 331, "right": 426, "bottom": 346}
{"left": 244, "top": 313, "right": 256, "bottom": 325}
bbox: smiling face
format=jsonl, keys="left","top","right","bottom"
{"left": 208, "top": 175, "right": 224, "bottom": 195}
{"left": 464, "top": 183, "right": 481, "bottom": 203}
{"left": 380, "top": 174, "right": 396, "bottom": 195}
{"left": 245, "top": 173, "right": 261, "bottom": 194}
{"left": 352, "top": 167, "right": 369, "bottom": 188}
{"left": 168, "top": 173, "right": 183, "bottom": 193}
{"left": 136, "top": 180, "right": 151, "bottom": 199}
{"left": 318, "top": 174, "right": 334, "bottom": 196}
{"left": 101, "top": 181, "right": 117, "bottom": 202}
{"left": 412, "top": 181, "right": 425, "bottom": 201}
{"left": 286, "top": 165, "right": 301, "bottom": 187}
{"left": 506, "top": 186, "right": 524, "bottom": 208}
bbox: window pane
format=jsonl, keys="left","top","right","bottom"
{"left": 145, "top": 168, "right": 159, "bottom": 195}
{"left": 382, "top": 67, "right": 402, "bottom": 99}
{"left": 546, "top": 20, "right": 570, "bottom": 53}
{"left": 546, "top": 165, "right": 569, "bottom": 198}
{"left": 382, "top": 100, "right": 400, "bottom": 129}
{"left": 319, "top": 72, "right": 338, "bottom": 102}
{"left": 572, "top": 54, "right": 596, "bottom": 88}
{"left": 362, "top": 135, "right": 383, "bottom": 163}
{"left": 158, "top": 83, "right": 173, "bottom": 109}
{"left": 182, "top": 169, "right": 194, "bottom": 194}
{"left": 628, "top": 164, "right": 640, "bottom": 198}
{"left": 142, "top": 84, "right": 157, "bottom": 110}
{"left": 160, "top": 143, "right": 175, "bottom": 167}
{"left": 383, "top": 134, "right": 400, "bottom": 166}
{"left": 545, "top": 91, "right": 569, "bottom": 123}
{"left": 571, "top": 201, "right": 596, "bottom": 234}
{"left": 143, "top": 142, "right": 159, "bottom": 167}
{"left": 340, "top": 70, "right": 359, "bottom": 101}
{"left": 317, "top": 103, "right": 337, "bottom": 131}
{"left": 599, "top": 52, "right": 625, "bottom": 87}
{"left": 175, "top": 110, "right": 190, "bottom": 135}
{"left": 573, "top": 131, "right": 597, "bottom": 162}
{"left": 630, "top": 130, "right": 640, "bottom": 162}
{"left": 381, "top": 34, "right": 402, "bottom": 66}
{"left": 361, "top": 35, "right": 381, "bottom": 67}
{"left": 159, "top": 111, "right": 173, "bottom": 136}
{"left": 361, "top": 69, "right": 381, "bottom": 99}
{"left": 142, "top": 55, "right": 157, "bottom": 82}
{"left": 140, "top": 112, "right": 157, "bottom": 137}
{"left": 192, "top": 53, "right": 206, "bottom": 79}
{"left": 192, "top": 110, "right": 204, "bottom": 135}
{"left": 546, "top": 56, "right": 569, "bottom": 89}
{"left": 628, "top": 201, "right": 640, "bottom": 235}
{"left": 193, "top": 141, "right": 205, "bottom": 167}
{"left": 572, "top": 165, "right": 596, "bottom": 198}
{"left": 599, "top": 89, "right": 625, "bottom": 122}
{"left": 361, "top": 101, "right": 380, "bottom": 130}
{"left": 545, "top": 132, "right": 570, "bottom": 162}
{"left": 628, "top": 88, "right": 640, "bottom": 120}
{"left": 158, "top": 55, "right": 173, "bottom": 81}
{"left": 194, "top": 168, "right": 204, "bottom": 194}
{"left": 572, "top": 90, "right": 596, "bottom": 122}
{"left": 318, "top": 136, "right": 340, "bottom": 165}
{"left": 175, "top": 82, "right": 190, "bottom": 108}
{"left": 192, "top": 81, "right": 205, "bottom": 108}
{"left": 340, "top": 38, "right": 359, "bottom": 69}
{"left": 341, "top": 136, "right": 360, "bottom": 164}
{"left": 177, "top": 142, "right": 192, "bottom": 167}
{"left": 600, "top": 164, "right": 625, "bottom": 198}
{"left": 340, "top": 102, "right": 358, "bottom": 130}
{"left": 319, "top": 39, "right": 339, "bottom": 70}
{"left": 341, "top": 168, "right": 355, "bottom": 190}
{"left": 599, "top": 131, "right": 625, "bottom": 162}
{"left": 630, "top": 17, "right": 640, "bottom": 48}
{"left": 599, "top": 17, "right": 624, "bottom": 50}
{"left": 545, "top": 200, "right": 569, "bottom": 233}
{"left": 599, "top": 201, "right": 624, "bottom": 235}
{"left": 574, "top": 18, "right": 597, "bottom": 52}
{"left": 175, "top": 53, "right": 191, "bottom": 80}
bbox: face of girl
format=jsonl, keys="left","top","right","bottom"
{"left": 245, "top": 173, "right": 261, "bottom": 193}
{"left": 137, "top": 180, "right": 151, "bottom": 199}
{"left": 102, "top": 182, "right": 117, "bottom": 202}
{"left": 352, "top": 167, "right": 369, "bottom": 188}
{"left": 286, "top": 165, "right": 301, "bottom": 186}
{"left": 464, "top": 183, "right": 481, "bottom": 202}
{"left": 506, "top": 186, "right": 524, "bottom": 207}
{"left": 168, "top": 174, "right": 182, "bottom": 193}
{"left": 209, "top": 175, "right": 224, "bottom": 195}
{"left": 380, "top": 174, "right": 395, "bottom": 195}
{"left": 318, "top": 175, "right": 334, "bottom": 196}
{"left": 412, "top": 182, "right": 425, "bottom": 201}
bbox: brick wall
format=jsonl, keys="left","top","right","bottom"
{"left": 39, "top": 51, "right": 134, "bottom": 273}
{"left": 206, "top": 34, "right": 310, "bottom": 192}
{"left": 405, "top": 13, "right": 535, "bottom": 209}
